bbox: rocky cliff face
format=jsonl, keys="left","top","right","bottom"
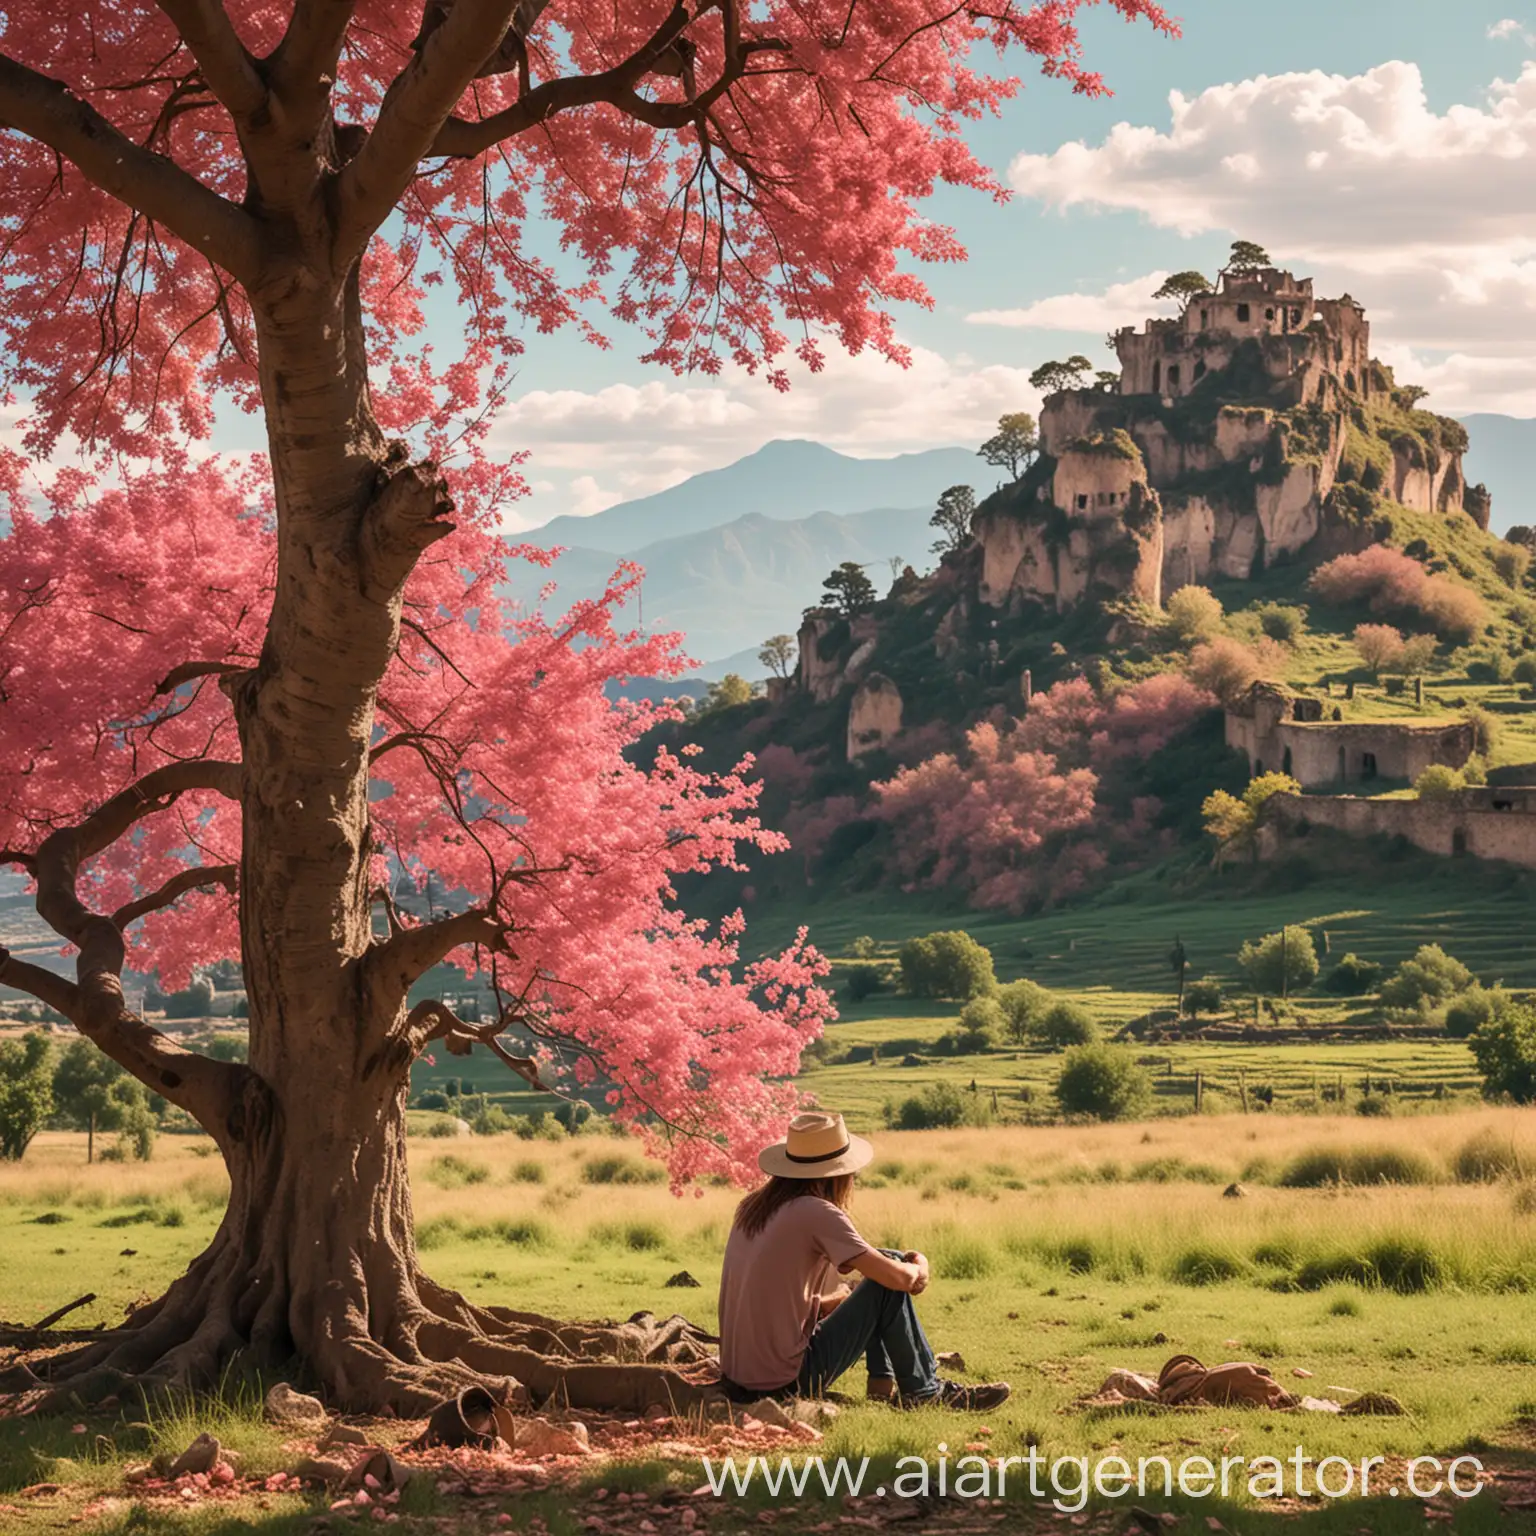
{"left": 973, "top": 270, "right": 1482, "bottom": 613}
{"left": 975, "top": 431, "right": 1165, "bottom": 612}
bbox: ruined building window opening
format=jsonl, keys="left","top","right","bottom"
{"left": 1236, "top": 303, "right": 1251, "bottom": 322}
{"left": 1345, "top": 371, "right": 1356, "bottom": 393}
{"left": 1076, "top": 494, "right": 1088, "bottom": 510}
{"left": 1338, "top": 746, "right": 1346, "bottom": 783}
{"left": 1200, "top": 308, "right": 1209, "bottom": 327}
{"left": 1265, "top": 308, "right": 1276, "bottom": 323}
{"left": 1361, "top": 752, "right": 1378, "bottom": 781}
{"left": 1194, "top": 360, "right": 1207, "bottom": 380}
{"left": 1452, "top": 828, "right": 1469, "bottom": 857}
{"left": 1152, "top": 361, "right": 1161, "bottom": 393}
{"left": 1290, "top": 308, "right": 1302, "bottom": 326}
{"left": 1254, "top": 759, "right": 1265, "bottom": 777}
{"left": 1282, "top": 747, "right": 1293, "bottom": 777}
{"left": 1168, "top": 364, "right": 1181, "bottom": 387}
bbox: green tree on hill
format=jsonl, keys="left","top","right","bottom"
{"left": 1202, "top": 772, "right": 1302, "bottom": 865}
{"left": 1238, "top": 926, "right": 1319, "bottom": 998}
{"left": 1028, "top": 355, "right": 1094, "bottom": 395}
{"left": 1469, "top": 1003, "right": 1536, "bottom": 1103}
{"left": 52, "top": 1038, "right": 157, "bottom": 1163}
{"left": 1225, "top": 239, "right": 1272, "bottom": 272}
{"left": 757, "top": 634, "right": 796, "bottom": 680}
{"left": 930, "top": 485, "right": 977, "bottom": 556}
{"left": 0, "top": 1032, "right": 54, "bottom": 1161}
{"left": 1152, "top": 270, "right": 1213, "bottom": 308}
{"left": 899, "top": 931, "right": 996, "bottom": 1000}
{"left": 821, "top": 561, "right": 878, "bottom": 618}
{"left": 977, "top": 412, "right": 1039, "bottom": 481}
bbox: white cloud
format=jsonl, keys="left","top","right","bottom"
{"left": 1003, "top": 61, "right": 1536, "bottom": 414}
{"left": 1489, "top": 18, "right": 1532, "bottom": 42}
{"left": 495, "top": 342, "right": 1045, "bottom": 527}
{"left": 967, "top": 272, "right": 1176, "bottom": 332}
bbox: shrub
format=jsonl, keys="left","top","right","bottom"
{"left": 510, "top": 1159, "right": 546, "bottom": 1184}
{"left": 1278, "top": 1145, "right": 1438, "bottom": 1187}
{"left": 956, "top": 996, "right": 1005, "bottom": 1051}
{"left": 471, "top": 1105, "right": 515, "bottom": 1135}
{"left": 1164, "top": 585, "right": 1224, "bottom": 644}
{"left": 1494, "top": 542, "right": 1532, "bottom": 588}
{"left": 1354, "top": 622, "right": 1404, "bottom": 676}
{"left": 591, "top": 1220, "right": 667, "bottom": 1252}
{"left": 1379, "top": 944, "right": 1475, "bottom": 1012}
{"left": 1037, "top": 1000, "right": 1098, "bottom": 1048}
{"left": 845, "top": 965, "right": 887, "bottom": 1003}
{"left": 1454, "top": 1128, "right": 1528, "bottom": 1183}
{"left": 997, "top": 979, "right": 1051, "bottom": 1044}
{"left": 424, "top": 1154, "right": 490, "bottom": 1188}
{"left": 163, "top": 977, "right": 215, "bottom": 1020}
{"left": 1182, "top": 977, "right": 1225, "bottom": 1018}
{"left": 1169, "top": 1245, "right": 1248, "bottom": 1286}
{"left": 1310, "top": 545, "right": 1486, "bottom": 640}
{"left": 1414, "top": 763, "right": 1464, "bottom": 801}
{"left": 1202, "top": 772, "right": 1301, "bottom": 856}
{"left": 581, "top": 1154, "right": 665, "bottom": 1185}
{"left": 888, "top": 1082, "right": 970, "bottom": 1130}
{"left": 934, "top": 1237, "right": 995, "bottom": 1280}
{"left": 1322, "top": 953, "right": 1382, "bottom": 995}
{"left": 849, "top": 936, "right": 879, "bottom": 959}
{"left": 1254, "top": 602, "right": 1307, "bottom": 646}
{"left": 1055, "top": 1045, "right": 1151, "bottom": 1122}
{"left": 1514, "top": 654, "right": 1536, "bottom": 687}
{"left": 1187, "top": 636, "right": 1285, "bottom": 706}
{"left": 899, "top": 931, "right": 997, "bottom": 1000}
{"left": 1470, "top": 1003, "right": 1536, "bottom": 1103}
{"left": 1445, "top": 986, "right": 1507, "bottom": 1040}
{"left": 1237, "top": 927, "right": 1319, "bottom": 996}
{"left": 1464, "top": 704, "right": 1501, "bottom": 759}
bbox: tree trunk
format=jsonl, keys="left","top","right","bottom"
{"left": 35, "top": 278, "right": 718, "bottom": 1415}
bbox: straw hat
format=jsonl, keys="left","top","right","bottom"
{"left": 758, "top": 1111, "right": 873, "bottom": 1180}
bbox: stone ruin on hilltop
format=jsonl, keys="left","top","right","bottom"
{"left": 973, "top": 266, "right": 1491, "bottom": 614}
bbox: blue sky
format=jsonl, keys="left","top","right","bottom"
{"left": 151, "top": 4, "right": 1533, "bottom": 529}
{"left": 488, "top": 2, "right": 1536, "bottom": 528}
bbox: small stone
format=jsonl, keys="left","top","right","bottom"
{"left": 513, "top": 1417, "right": 591, "bottom": 1458}
{"left": 265, "top": 1382, "right": 327, "bottom": 1425}
{"left": 320, "top": 1423, "right": 372, "bottom": 1450}
{"left": 1292, "top": 1368, "right": 1314, "bottom": 1378}
{"left": 744, "top": 1398, "right": 794, "bottom": 1430}
{"left": 936, "top": 1351, "right": 966, "bottom": 1372}
{"left": 167, "top": 1434, "right": 222, "bottom": 1478}
{"left": 1222, "top": 1183, "right": 1246, "bottom": 1199}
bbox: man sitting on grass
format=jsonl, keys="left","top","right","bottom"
{"left": 716, "top": 1110, "right": 1010, "bottom": 1409}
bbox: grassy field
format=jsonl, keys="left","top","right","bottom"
{"left": 4, "top": 1114, "right": 1536, "bottom": 1532}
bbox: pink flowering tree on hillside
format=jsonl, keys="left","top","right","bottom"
{"left": 0, "top": 0, "right": 1173, "bottom": 1411}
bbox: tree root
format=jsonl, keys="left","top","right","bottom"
{"left": 10, "top": 1262, "right": 724, "bottom": 1420}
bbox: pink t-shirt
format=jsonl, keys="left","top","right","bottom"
{"left": 717, "top": 1196, "right": 871, "bottom": 1391}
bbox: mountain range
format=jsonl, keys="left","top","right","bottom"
{"left": 508, "top": 419, "right": 1536, "bottom": 674}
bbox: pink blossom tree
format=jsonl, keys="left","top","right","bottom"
{"left": 0, "top": 0, "right": 1175, "bottom": 1411}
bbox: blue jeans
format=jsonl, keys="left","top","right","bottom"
{"left": 794, "top": 1251, "right": 938, "bottom": 1400}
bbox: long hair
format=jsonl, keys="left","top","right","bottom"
{"left": 733, "top": 1173, "right": 855, "bottom": 1239}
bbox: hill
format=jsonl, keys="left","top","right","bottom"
{"left": 528, "top": 438, "right": 980, "bottom": 551}
{"left": 503, "top": 503, "right": 934, "bottom": 662}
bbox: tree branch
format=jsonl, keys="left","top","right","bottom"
{"left": 112, "top": 864, "right": 238, "bottom": 929}
{"left": 154, "top": 659, "right": 250, "bottom": 697}
{"left": 427, "top": 5, "right": 786, "bottom": 159}
{"left": 0, "top": 950, "right": 80, "bottom": 1017}
{"left": 17, "top": 762, "right": 245, "bottom": 1136}
{"left": 0, "top": 52, "right": 264, "bottom": 284}
{"left": 271, "top": 0, "right": 359, "bottom": 121}
{"left": 333, "top": 0, "right": 521, "bottom": 261}
{"left": 365, "top": 905, "right": 507, "bottom": 1010}
{"left": 155, "top": 0, "right": 268, "bottom": 123}
{"left": 402, "top": 998, "right": 545, "bottom": 1089}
